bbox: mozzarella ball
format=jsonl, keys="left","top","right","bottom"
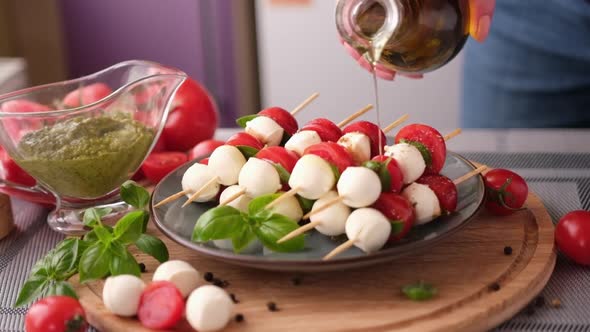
{"left": 337, "top": 166, "right": 381, "bottom": 208}
{"left": 270, "top": 193, "right": 303, "bottom": 222}
{"left": 337, "top": 132, "right": 371, "bottom": 164}
{"left": 238, "top": 158, "right": 282, "bottom": 197}
{"left": 152, "top": 260, "right": 200, "bottom": 298}
{"left": 208, "top": 145, "right": 246, "bottom": 186}
{"left": 219, "top": 185, "right": 251, "bottom": 212}
{"left": 285, "top": 130, "right": 322, "bottom": 156}
{"left": 384, "top": 143, "right": 426, "bottom": 184}
{"left": 345, "top": 208, "right": 391, "bottom": 253}
{"left": 310, "top": 191, "right": 351, "bottom": 236}
{"left": 245, "top": 116, "right": 284, "bottom": 146}
{"left": 212, "top": 239, "right": 263, "bottom": 254}
{"left": 102, "top": 275, "right": 145, "bottom": 317}
{"left": 289, "top": 154, "right": 335, "bottom": 200}
{"left": 182, "top": 163, "right": 220, "bottom": 202}
{"left": 402, "top": 182, "right": 441, "bottom": 225}
{"left": 186, "top": 285, "right": 234, "bottom": 332}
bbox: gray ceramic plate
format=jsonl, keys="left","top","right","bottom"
{"left": 151, "top": 152, "right": 485, "bottom": 272}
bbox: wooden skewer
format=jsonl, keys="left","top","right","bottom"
{"left": 382, "top": 114, "right": 410, "bottom": 134}
{"left": 154, "top": 190, "right": 190, "bottom": 208}
{"left": 218, "top": 187, "right": 247, "bottom": 206}
{"left": 264, "top": 187, "right": 301, "bottom": 210}
{"left": 277, "top": 220, "right": 322, "bottom": 244}
{"left": 337, "top": 104, "right": 373, "bottom": 128}
{"left": 323, "top": 239, "right": 356, "bottom": 261}
{"left": 444, "top": 128, "right": 462, "bottom": 141}
{"left": 290, "top": 92, "right": 320, "bottom": 116}
{"left": 181, "top": 177, "right": 219, "bottom": 208}
{"left": 453, "top": 165, "right": 488, "bottom": 185}
{"left": 302, "top": 195, "right": 344, "bottom": 220}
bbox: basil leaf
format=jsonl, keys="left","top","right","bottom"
{"left": 94, "top": 225, "right": 113, "bottom": 244}
{"left": 45, "top": 280, "right": 78, "bottom": 300}
{"left": 79, "top": 243, "right": 112, "bottom": 283}
{"left": 114, "top": 210, "right": 146, "bottom": 244}
{"left": 363, "top": 160, "right": 382, "bottom": 173}
{"left": 109, "top": 240, "right": 129, "bottom": 258}
{"left": 121, "top": 180, "right": 150, "bottom": 209}
{"left": 232, "top": 225, "right": 256, "bottom": 253}
{"left": 401, "top": 139, "right": 432, "bottom": 167}
{"left": 378, "top": 162, "right": 392, "bottom": 192}
{"left": 136, "top": 234, "right": 169, "bottom": 263}
{"left": 14, "top": 276, "right": 47, "bottom": 307}
{"left": 236, "top": 114, "right": 258, "bottom": 128}
{"left": 192, "top": 206, "right": 245, "bottom": 242}
{"left": 83, "top": 230, "right": 98, "bottom": 242}
{"left": 402, "top": 282, "right": 437, "bottom": 301}
{"left": 391, "top": 220, "right": 405, "bottom": 235}
{"left": 237, "top": 146, "right": 259, "bottom": 159}
{"left": 254, "top": 215, "right": 304, "bottom": 253}
{"left": 109, "top": 248, "right": 140, "bottom": 277}
{"left": 248, "top": 193, "right": 282, "bottom": 217}
{"left": 273, "top": 164, "right": 291, "bottom": 184}
{"left": 296, "top": 195, "right": 315, "bottom": 214}
{"left": 330, "top": 164, "right": 341, "bottom": 183}
{"left": 83, "top": 207, "right": 111, "bottom": 227}
{"left": 51, "top": 239, "right": 83, "bottom": 279}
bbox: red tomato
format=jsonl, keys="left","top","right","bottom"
{"left": 395, "top": 124, "right": 446, "bottom": 174}
{"left": 372, "top": 193, "right": 415, "bottom": 242}
{"left": 372, "top": 155, "right": 404, "bottom": 194}
{"left": 199, "top": 157, "right": 209, "bottom": 165}
{"left": 555, "top": 211, "right": 590, "bottom": 266}
{"left": 140, "top": 152, "right": 188, "bottom": 184}
{"left": 63, "top": 83, "right": 112, "bottom": 107}
{"left": 188, "top": 139, "right": 225, "bottom": 160}
{"left": 0, "top": 146, "right": 36, "bottom": 186}
{"left": 259, "top": 107, "right": 298, "bottom": 136}
{"left": 301, "top": 118, "right": 343, "bottom": 142}
{"left": 152, "top": 135, "right": 167, "bottom": 153}
{"left": 226, "top": 132, "right": 264, "bottom": 150}
{"left": 416, "top": 174, "right": 458, "bottom": 213}
{"left": 342, "top": 121, "right": 386, "bottom": 158}
{"left": 256, "top": 146, "right": 300, "bottom": 173}
{"left": 161, "top": 78, "right": 219, "bottom": 151}
{"left": 483, "top": 169, "right": 528, "bottom": 216}
{"left": 304, "top": 142, "right": 355, "bottom": 174}
{"left": 138, "top": 281, "right": 185, "bottom": 330}
{"left": 25, "top": 296, "right": 87, "bottom": 332}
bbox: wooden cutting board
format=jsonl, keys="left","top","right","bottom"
{"left": 70, "top": 192, "right": 556, "bottom": 332}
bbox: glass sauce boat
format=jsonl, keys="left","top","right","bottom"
{"left": 0, "top": 60, "right": 186, "bottom": 235}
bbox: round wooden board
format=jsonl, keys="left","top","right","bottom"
{"left": 71, "top": 192, "right": 556, "bottom": 332}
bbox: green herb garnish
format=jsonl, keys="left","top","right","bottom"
{"left": 236, "top": 114, "right": 258, "bottom": 128}
{"left": 400, "top": 139, "right": 432, "bottom": 167}
{"left": 15, "top": 181, "right": 169, "bottom": 307}
{"left": 402, "top": 281, "right": 437, "bottom": 301}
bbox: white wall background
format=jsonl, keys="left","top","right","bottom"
{"left": 255, "top": 0, "right": 463, "bottom": 130}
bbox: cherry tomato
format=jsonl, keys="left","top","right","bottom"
{"left": 301, "top": 118, "right": 343, "bottom": 142}
{"left": 256, "top": 146, "right": 300, "bottom": 173}
{"left": 25, "top": 296, "right": 87, "bottom": 332}
{"left": 371, "top": 155, "right": 404, "bottom": 194}
{"left": 372, "top": 193, "right": 415, "bottom": 242}
{"left": 188, "top": 139, "right": 225, "bottom": 160}
{"left": 0, "top": 146, "right": 36, "bottom": 186}
{"left": 483, "top": 169, "right": 528, "bottom": 216}
{"left": 417, "top": 174, "right": 458, "bottom": 213}
{"left": 138, "top": 281, "right": 185, "bottom": 330}
{"left": 304, "top": 142, "right": 355, "bottom": 174}
{"left": 259, "top": 107, "right": 298, "bottom": 136}
{"left": 140, "top": 152, "right": 188, "bottom": 184}
{"left": 1, "top": 99, "right": 50, "bottom": 140}
{"left": 161, "top": 78, "right": 219, "bottom": 151}
{"left": 343, "top": 121, "right": 387, "bottom": 158}
{"left": 555, "top": 210, "right": 590, "bottom": 266}
{"left": 63, "top": 83, "right": 112, "bottom": 107}
{"left": 152, "top": 135, "right": 167, "bottom": 153}
{"left": 226, "top": 132, "right": 264, "bottom": 150}
{"left": 395, "top": 124, "right": 446, "bottom": 174}
{"left": 199, "top": 157, "right": 209, "bottom": 165}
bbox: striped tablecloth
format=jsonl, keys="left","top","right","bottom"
{"left": 1, "top": 129, "right": 589, "bottom": 331}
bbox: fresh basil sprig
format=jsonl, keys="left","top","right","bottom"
{"left": 236, "top": 114, "right": 258, "bottom": 128}
{"left": 192, "top": 193, "right": 305, "bottom": 253}
{"left": 400, "top": 139, "right": 432, "bottom": 167}
{"left": 15, "top": 181, "right": 169, "bottom": 307}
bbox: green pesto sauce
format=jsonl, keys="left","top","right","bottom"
{"left": 15, "top": 113, "right": 154, "bottom": 198}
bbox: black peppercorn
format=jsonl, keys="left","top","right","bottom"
{"left": 230, "top": 293, "right": 239, "bottom": 303}
{"left": 489, "top": 282, "right": 501, "bottom": 292}
{"left": 235, "top": 314, "right": 244, "bottom": 322}
{"left": 221, "top": 280, "right": 230, "bottom": 288}
{"left": 504, "top": 246, "right": 513, "bottom": 255}
{"left": 213, "top": 279, "right": 224, "bottom": 287}
{"left": 139, "top": 263, "right": 146, "bottom": 273}
{"left": 204, "top": 272, "right": 214, "bottom": 282}
{"left": 267, "top": 302, "right": 278, "bottom": 312}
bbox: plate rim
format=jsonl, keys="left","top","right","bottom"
{"left": 150, "top": 151, "right": 485, "bottom": 268}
